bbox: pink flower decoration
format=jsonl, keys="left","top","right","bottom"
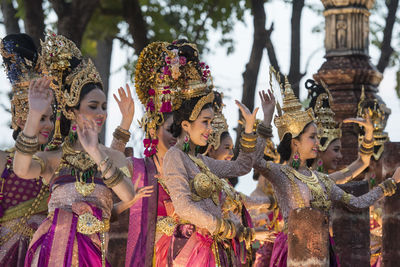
{"left": 179, "top": 56, "right": 187, "bottom": 65}
{"left": 160, "top": 101, "right": 172, "bottom": 112}
{"left": 162, "top": 90, "right": 171, "bottom": 94}
{"left": 148, "top": 88, "right": 155, "bottom": 96}
{"left": 146, "top": 99, "right": 155, "bottom": 111}
{"left": 151, "top": 139, "right": 159, "bottom": 146}
{"left": 143, "top": 138, "right": 151, "bottom": 147}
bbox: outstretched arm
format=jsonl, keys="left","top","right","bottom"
{"left": 330, "top": 112, "right": 374, "bottom": 184}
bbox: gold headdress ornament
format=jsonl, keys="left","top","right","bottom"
{"left": 357, "top": 86, "right": 390, "bottom": 160}
{"left": 272, "top": 67, "right": 315, "bottom": 141}
{"left": 39, "top": 31, "right": 103, "bottom": 121}
{"left": 135, "top": 40, "right": 213, "bottom": 156}
{"left": 1, "top": 37, "right": 40, "bottom": 130}
{"left": 207, "top": 92, "right": 229, "bottom": 150}
{"left": 312, "top": 80, "right": 342, "bottom": 151}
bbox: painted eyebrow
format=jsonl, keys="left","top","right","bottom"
{"left": 202, "top": 116, "right": 213, "bottom": 120}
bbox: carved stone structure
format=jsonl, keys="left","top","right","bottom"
{"left": 315, "top": 1, "right": 400, "bottom": 266}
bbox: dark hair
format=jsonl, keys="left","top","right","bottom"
{"left": 277, "top": 122, "right": 314, "bottom": 162}
{"left": 59, "top": 82, "right": 103, "bottom": 137}
{"left": 306, "top": 79, "right": 329, "bottom": 110}
{"left": 170, "top": 96, "right": 213, "bottom": 138}
{"left": 2, "top": 34, "right": 38, "bottom": 139}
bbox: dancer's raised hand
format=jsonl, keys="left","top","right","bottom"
{"left": 259, "top": 89, "right": 275, "bottom": 125}
{"left": 113, "top": 84, "right": 135, "bottom": 130}
{"left": 76, "top": 115, "right": 100, "bottom": 155}
{"left": 236, "top": 100, "right": 258, "bottom": 134}
{"left": 28, "top": 77, "right": 53, "bottom": 115}
{"left": 343, "top": 110, "right": 373, "bottom": 139}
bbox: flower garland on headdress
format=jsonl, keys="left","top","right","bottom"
{"left": 135, "top": 40, "right": 213, "bottom": 157}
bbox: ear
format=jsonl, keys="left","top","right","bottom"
{"left": 181, "top": 120, "right": 191, "bottom": 133}
{"left": 16, "top": 117, "right": 26, "bottom": 130}
{"left": 291, "top": 138, "right": 299, "bottom": 150}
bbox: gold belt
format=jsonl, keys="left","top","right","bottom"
{"left": 77, "top": 212, "right": 110, "bottom": 235}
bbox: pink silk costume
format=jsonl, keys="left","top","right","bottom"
{"left": 0, "top": 152, "right": 49, "bottom": 267}
{"left": 125, "top": 156, "right": 174, "bottom": 267}
{"left": 161, "top": 144, "right": 255, "bottom": 267}
{"left": 253, "top": 157, "right": 386, "bottom": 267}
{"left": 24, "top": 166, "right": 113, "bottom": 267}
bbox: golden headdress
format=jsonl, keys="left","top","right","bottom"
{"left": 39, "top": 31, "right": 103, "bottom": 121}
{"left": 1, "top": 34, "right": 40, "bottom": 130}
{"left": 357, "top": 86, "right": 390, "bottom": 160}
{"left": 135, "top": 40, "right": 213, "bottom": 156}
{"left": 207, "top": 91, "right": 229, "bottom": 150}
{"left": 306, "top": 79, "right": 342, "bottom": 151}
{"left": 271, "top": 67, "right": 315, "bottom": 141}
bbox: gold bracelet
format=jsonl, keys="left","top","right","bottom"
{"left": 104, "top": 169, "right": 124, "bottom": 188}
{"left": 241, "top": 132, "right": 257, "bottom": 142}
{"left": 113, "top": 127, "right": 131, "bottom": 143}
{"left": 20, "top": 132, "right": 39, "bottom": 144}
{"left": 99, "top": 156, "right": 110, "bottom": 168}
{"left": 102, "top": 161, "right": 113, "bottom": 177}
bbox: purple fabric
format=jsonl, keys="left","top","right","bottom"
{"left": 49, "top": 175, "right": 104, "bottom": 193}
{"left": 126, "top": 157, "right": 159, "bottom": 267}
{"left": 64, "top": 213, "right": 78, "bottom": 266}
{"left": 76, "top": 233, "right": 111, "bottom": 267}
{"left": 37, "top": 208, "right": 59, "bottom": 267}
{"left": 1, "top": 166, "right": 43, "bottom": 211}
{"left": 25, "top": 206, "right": 110, "bottom": 267}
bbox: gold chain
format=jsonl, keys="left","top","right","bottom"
{"left": 281, "top": 165, "right": 331, "bottom": 211}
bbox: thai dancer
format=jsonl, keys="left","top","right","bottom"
{"left": 253, "top": 70, "right": 400, "bottom": 267}
{"left": 159, "top": 39, "right": 272, "bottom": 266}
{"left": 0, "top": 34, "right": 53, "bottom": 267}
{"left": 12, "top": 32, "right": 138, "bottom": 267}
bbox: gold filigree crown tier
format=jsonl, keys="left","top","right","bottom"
{"left": 274, "top": 75, "right": 315, "bottom": 141}
{"left": 40, "top": 31, "right": 103, "bottom": 120}
{"left": 314, "top": 86, "right": 342, "bottom": 151}
{"left": 207, "top": 92, "right": 229, "bottom": 150}
{"left": 357, "top": 86, "right": 390, "bottom": 160}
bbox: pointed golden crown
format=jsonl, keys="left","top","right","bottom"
{"left": 207, "top": 92, "right": 229, "bottom": 150}
{"left": 273, "top": 74, "right": 315, "bottom": 141}
{"left": 357, "top": 86, "right": 390, "bottom": 160}
{"left": 313, "top": 82, "right": 342, "bottom": 151}
{"left": 40, "top": 31, "right": 103, "bottom": 120}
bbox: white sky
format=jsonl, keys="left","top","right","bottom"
{"left": 0, "top": 0, "right": 399, "bottom": 195}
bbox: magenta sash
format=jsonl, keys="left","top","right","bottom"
{"left": 126, "top": 157, "right": 159, "bottom": 267}
{"left": 24, "top": 203, "right": 110, "bottom": 267}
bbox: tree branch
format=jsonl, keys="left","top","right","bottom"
{"left": 288, "top": 0, "right": 304, "bottom": 97}
{"left": 265, "top": 22, "right": 282, "bottom": 75}
{"left": 122, "top": 0, "right": 148, "bottom": 55}
{"left": 115, "top": 36, "right": 134, "bottom": 48}
{"left": 0, "top": 0, "right": 20, "bottom": 34}
{"left": 23, "top": 0, "right": 45, "bottom": 47}
{"left": 49, "top": 0, "right": 100, "bottom": 47}
{"left": 376, "top": 0, "right": 399, "bottom": 73}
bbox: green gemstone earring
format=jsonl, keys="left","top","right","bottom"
{"left": 182, "top": 135, "right": 190, "bottom": 153}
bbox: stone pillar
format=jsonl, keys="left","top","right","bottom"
{"left": 381, "top": 142, "right": 400, "bottom": 266}
{"left": 331, "top": 181, "right": 370, "bottom": 267}
{"left": 287, "top": 208, "right": 329, "bottom": 267}
{"left": 315, "top": 0, "right": 382, "bottom": 167}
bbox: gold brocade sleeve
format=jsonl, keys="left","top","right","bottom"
{"left": 162, "top": 147, "right": 219, "bottom": 233}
